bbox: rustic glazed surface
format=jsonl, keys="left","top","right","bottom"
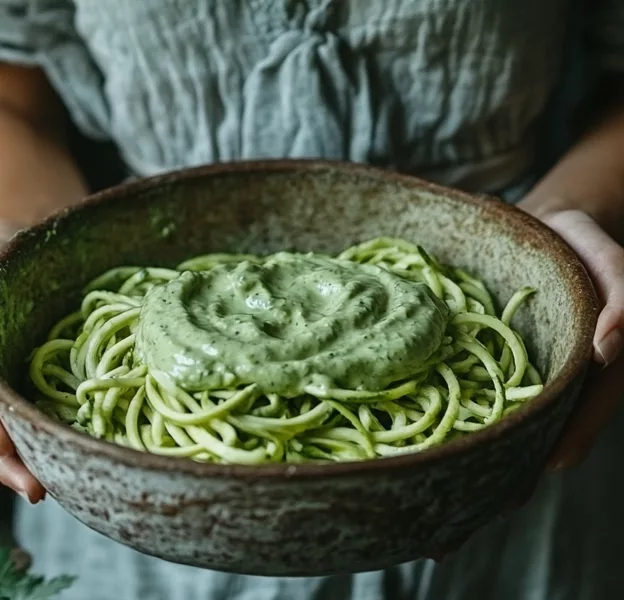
{"left": 0, "top": 162, "right": 597, "bottom": 576}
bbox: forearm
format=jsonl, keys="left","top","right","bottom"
{"left": 520, "top": 77, "right": 624, "bottom": 243}
{"left": 0, "top": 111, "right": 87, "bottom": 230}
{"left": 0, "top": 64, "right": 87, "bottom": 239}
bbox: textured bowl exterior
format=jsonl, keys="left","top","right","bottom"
{"left": 0, "top": 161, "right": 598, "bottom": 576}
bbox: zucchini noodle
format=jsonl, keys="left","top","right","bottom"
{"left": 28, "top": 238, "right": 542, "bottom": 463}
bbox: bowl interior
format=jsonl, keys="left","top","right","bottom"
{"left": 0, "top": 162, "right": 594, "bottom": 418}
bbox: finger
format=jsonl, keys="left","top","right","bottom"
{"left": 0, "top": 455, "right": 45, "bottom": 503}
{"left": 544, "top": 210, "right": 624, "bottom": 364}
{"left": 541, "top": 211, "right": 624, "bottom": 469}
{"left": 547, "top": 354, "right": 624, "bottom": 470}
{"left": 0, "top": 421, "right": 45, "bottom": 502}
{"left": 0, "top": 419, "right": 15, "bottom": 457}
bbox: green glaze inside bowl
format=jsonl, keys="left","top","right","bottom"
{"left": 0, "top": 162, "right": 595, "bottom": 400}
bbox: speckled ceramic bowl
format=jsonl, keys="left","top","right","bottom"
{"left": 0, "top": 161, "right": 598, "bottom": 576}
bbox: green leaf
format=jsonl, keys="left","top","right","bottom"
{"left": 0, "top": 546, "right": 75, "bottom": 600}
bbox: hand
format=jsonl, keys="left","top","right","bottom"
{"left": 0, "top": 224, "right": 45, "bottom": 503}
{"left": 0, "top": 64, "right": 88, "bottom": 505}
{"left": 534, "top": 209, "right": 624, "bottom": 470}
{"left": 0, "top": 422, "right": 45, "bottom": 503}
{"left": 426, "top": 208, "right": 624, "bottom": 562}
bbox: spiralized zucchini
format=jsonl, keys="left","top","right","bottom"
{"left": 29, "top": 238, "right": 542, "bottom": 463}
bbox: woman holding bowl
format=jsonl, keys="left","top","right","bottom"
{"left": 0, "top": 1, "right": 623, "bottom": 598}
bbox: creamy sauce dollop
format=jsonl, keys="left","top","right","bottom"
{"left": 135, "top": 253, "right": 449, "bottom": 396}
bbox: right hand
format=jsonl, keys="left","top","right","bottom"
{"left": 0, "top": 224, "right": 45, "bottom": 503}
{"left": 0, "top": 63, "right": 88, "bottom": 504}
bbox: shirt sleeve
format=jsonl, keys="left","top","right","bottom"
{"left": 0, "top": 1, "right": 39, "bottom": 63}
{"left": 588, "top": 0, "right": 624, "bottom": 72}
{"left": 0, "top": 0, "right": 110, "bottom": 138}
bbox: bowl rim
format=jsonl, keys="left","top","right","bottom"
{"left": 0, "top": 159, "right": 599, "bottom": 480}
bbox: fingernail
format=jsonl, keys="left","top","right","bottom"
{"left": 595, "top": 328, "right": 623, "bottom": 367}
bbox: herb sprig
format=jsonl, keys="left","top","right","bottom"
{"left": 0, "top": 547, "right": 75, "bottom": 600}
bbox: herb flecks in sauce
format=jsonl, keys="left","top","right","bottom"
{"left": 135, "top": 253, "right": 449, "bottom": 396}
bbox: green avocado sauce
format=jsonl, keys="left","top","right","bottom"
{"left": 135, "top": 253, "right": 449, "bottom": 396}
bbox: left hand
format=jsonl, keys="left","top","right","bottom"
{"left": 534, "top": 209, "right": 624, "bottom": 470}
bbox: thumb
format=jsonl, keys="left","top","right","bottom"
{"left": 543, "top": 210, "right": 624, "bottom": 365}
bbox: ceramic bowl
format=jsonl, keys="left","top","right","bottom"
{"left": 0, "top": 161, "right": 598, "bottom": 576}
